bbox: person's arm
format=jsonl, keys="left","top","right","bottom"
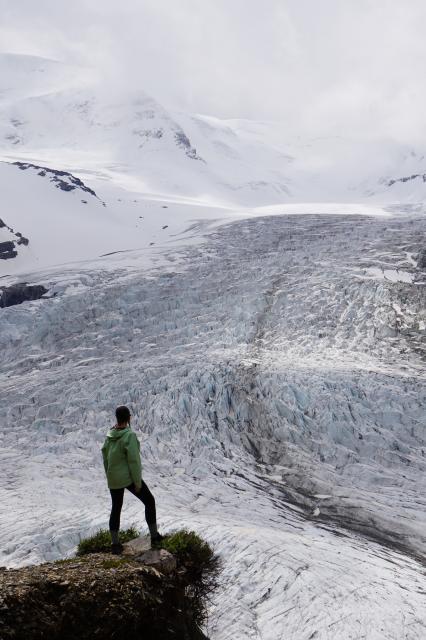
{"left": 125, "top": 432, "right": 142, "bottom": 489}
{"left": 101, "top": 443, "right": 108, "bottom": 474}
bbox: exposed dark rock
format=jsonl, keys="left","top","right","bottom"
{"left": 388, "top": 173, "right": 426, "bottom": 187}
{"left": 0, "top": 241, "right": 17, "bottom": 260}
{"left": 134, "top": 127, "right": 164, "bottom": 144}
{"left": 13, "top": 161, "right": 100, "bottom": 199}
{"left": 0, "top": 218, "right": 29, "bottom": 259}
{"left": 418, "top": 249, "right": 426, "bottom": 269}
{"left": 174, "top": 131, "right": 205, "bottom": 162}
{"left": 16, "top": 233, "right": 29, "bottom": 246}
{"left": 0, "top": 283, "right": 48, "bottom": 308}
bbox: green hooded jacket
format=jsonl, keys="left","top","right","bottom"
{"left": 101, "top": 427, "right": 142, "bottom": 489}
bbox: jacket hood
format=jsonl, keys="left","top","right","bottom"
{"left": 107, "top": 426, "right": 131, "bottom": 440}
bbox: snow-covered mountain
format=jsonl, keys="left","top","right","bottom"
{"left": 1, "top": 51, "right": 426, "bottom": 640}
{"left": 0, "top": 53, "right": 295, "bottom": 207}
{"left": 2, "top": 52, "right": 426, "bottom": 217}
{"left": 2, "top": 53, "right": 426, "bottom": 277}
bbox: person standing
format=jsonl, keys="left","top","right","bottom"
{"left": 102, "top": 405, "right": 163, "bottom": 554}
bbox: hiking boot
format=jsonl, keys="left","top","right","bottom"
{"left": 111, "top": 543, "right": 124, "bottom": 555}
{"left": 150, "top": 533, "right": 164, "bottom": 549}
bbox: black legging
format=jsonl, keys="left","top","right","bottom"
{"left": 109, "top": 481, "right": 156, "bottom": 532}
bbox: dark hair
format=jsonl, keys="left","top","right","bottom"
{"left": 115, "top": 405, "right": 131, "bottom": 425}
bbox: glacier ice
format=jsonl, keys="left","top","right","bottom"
{"left": 0, "top": 211, "right": 425, "bottom": 639}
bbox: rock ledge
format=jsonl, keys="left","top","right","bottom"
{"left": 0, "top": 539, "right": 208, "bottom": 640}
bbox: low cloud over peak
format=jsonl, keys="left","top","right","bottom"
{"left": 1, "top": 0, "right": 425, "bottom": 144}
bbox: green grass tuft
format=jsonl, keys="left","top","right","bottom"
{"left": 77, "top": 526, "right": 139, "bottom": 556}
{"left": 160, "top": 529, "right": 220, "bottom": 628}
{"left": 161, "top": 529, "right": 214, "bottom": 567}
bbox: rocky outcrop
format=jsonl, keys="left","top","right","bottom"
{"left": 387, "top": 173, "right": 426, "bottom": 186}
{"left": 0, "top": 283, "right": 48, "bottom": 308}
{"left": 0, "top": 538, "right": 210, "bottom": 640}
{"left": 0, "top": 241, "right": 17, "bottom": 260}
{"left": 418, "top": 249, "right": 426, "bottom": 269}
{"left": 0, "top": 218, "right": 29, "bottom": 260}
{"left": 13, "top": 161, "right": 100, "bottom": 199}
{"left": 174, "top": 130, "right": 205, "bottom": 162}
{"left": 122, "top": 535, "right": 178, "bottom": 574}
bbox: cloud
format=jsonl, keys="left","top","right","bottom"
{"left": 1, "top": 0, "right": 426, "bottom": 143}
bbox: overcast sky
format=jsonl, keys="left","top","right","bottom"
{"left": 1, "top": 0, "right": 425, "bottom": 142}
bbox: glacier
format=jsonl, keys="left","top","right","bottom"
{"left": 1, "top": 209, "right": 425, "bottom": 639}
{"left": 1, "top": 51, "right": 426, "bottom": 640}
